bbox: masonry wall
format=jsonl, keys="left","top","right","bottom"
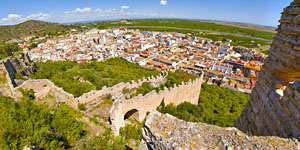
{"left": 76, "top": 72, "right": 167, "bottom": 104}
{"left": 235, "top": 0, "right": 300, "bottom": 141}
{"left": 18, "top": 79, "right": 77, "bottom": 107}
{"left": 17, "top": 72, "right": 167, "bottom": 108}
{"left": 110, "top": 72, "right": 204, "bottom": 135}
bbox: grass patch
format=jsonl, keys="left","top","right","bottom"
{"left": 78, "top": 104, "right": 86, "bottom": 111}
{"left": 0, "top": 72, "right": 7, "bottom": 83}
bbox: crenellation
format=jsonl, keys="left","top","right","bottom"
{"left": 109, "top": 71, "right": 204, "bottom": 135}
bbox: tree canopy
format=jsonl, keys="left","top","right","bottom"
{"left": 30, "top": 58, "right": 160, "bottom": 97}
{"left": 0, "top": 43, "right": 22, "bottom": 59}
{"left": 0, "top": 91, "right": 86, "bottom": 149}
{"left": 158, "top": 83, "right": 249, "bottom": 127}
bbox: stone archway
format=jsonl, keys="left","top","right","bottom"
{"left": 124, "top": 109, "right": 139, "bottom": 121}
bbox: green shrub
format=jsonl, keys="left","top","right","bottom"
{"left": 19, "top": 88, "right": 35, "bottom": 100}
{"left": 78, "top": 104, "right": 86, "bottom": 111}
{"left": 89, "top": 117, "right": 99, "bottom": 125}
{"left": 119, "top": 124, "right": 142, "bottom": 140}
{"left": 30, "top": 58, "right": 160, "bottom": 97}
{"left": 14, "top": 73, "right": 26, "bottom": 80}
{"left": 0, "top": 95, "right": 86, "bottom": 149}
{"left": 158, "top": 83, "right": 249, "bottom": 127}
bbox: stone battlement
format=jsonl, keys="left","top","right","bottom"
{"left": 16, "top": 71, "right": 168, "bottom": 108}
{"left": 109, "top": 72, "right": 204, "bottom": 135}
{"left": 76, "top": 72, "right": 167, "bottom": 104}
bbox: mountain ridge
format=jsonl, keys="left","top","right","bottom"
{"left": 0, "top": 20, "right": 78, "bottom": 43}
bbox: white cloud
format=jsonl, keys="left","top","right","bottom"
{"left": 0, "top": 13, "right": 53, "bottom": 25}
{"left": 160, "top": 0, "right": 167, "bottom": 5}
{"left": 0, "top": 14, "right": 25, "bottom": 25}
{"left": 95, "top": 8, "right": 103, "bottom": 13}
{"left": 27, "top": 13, "right": 51, "bottom": 20}
{"left": 121, "top": 6, "right": 129, "bottom": 9}
{"left": 73, "top": 7, "right": 92, "bottom": 13}
{"left": 2, "top": 14, "right": 22, "bottom": 21}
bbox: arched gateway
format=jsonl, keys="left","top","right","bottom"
{"left": 109, "top": 72, "right": 204, "bottom": 135}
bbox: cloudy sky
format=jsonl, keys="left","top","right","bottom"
{"left": 0, "top": 0, "right": 293, "bottom": 26}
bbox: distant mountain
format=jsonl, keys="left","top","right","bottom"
{"left": 0, "top": 20, "right": 79, "bottom": 43}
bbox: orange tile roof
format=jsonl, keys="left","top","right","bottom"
{"left": 244, "top": 60, "right": 264, "bottom": 71}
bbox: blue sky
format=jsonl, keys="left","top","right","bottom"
{"left": 0, "top": 0, "right": 293, "bottom": 26}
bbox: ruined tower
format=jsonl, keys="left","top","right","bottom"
{"left": 235, "top": 0, "right": 300, "bottom": 140}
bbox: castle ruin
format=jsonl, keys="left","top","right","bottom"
{"left": 235, "top": 0, "right": 300, "bottom": 141}
{"left": 0, "top": 56, "right": 204, "bottom": 136}
{"left": 110, "top": 73, "right": 204, "bottom": 135}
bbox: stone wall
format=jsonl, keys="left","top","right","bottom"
{"left": 18, "top": 79, "right": 77, "bottom": 107}
{"left": 110, "top": 72, "right": 204, "bottom": 135}
{"left": 17, "top": 72, "right": 167, "bottom": 108}
{"left": 235, "top": 0, "right": 300, "bottom": 141}
{"left": 1, "top": 54, "right": 37, "bottom": 87}
{"left": 76, "top": 72, "right": 167, "bottom": 104}
{"left": 0, "top": 62, "right": 13, "bottom": 97}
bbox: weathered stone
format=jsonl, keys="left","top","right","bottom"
{"left": 110, "top": 72, "right": 204, "bottom": 135}
{"left": 236, "top": 0, "right": 300, "bottom": 141}
{"left": 143, "top": 111, "right": 300, "bottom": 150}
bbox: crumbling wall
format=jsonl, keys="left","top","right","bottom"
{"left": 18, "top": 79, "right": 77, "bottom": 107}
{"left": 1, "top": 54, "right": 37, "bottom": 87}
{"left": 235, "top": 0, "right": 300, "bottom": 141}
{"left": 110, "top": 72, "right": 204, "bottom": 135}
{"left": 0, "top": 62, "right": 13, "bottom": 97}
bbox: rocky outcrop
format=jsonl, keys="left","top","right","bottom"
{"left": 143, "top": 111, "right": 300, "bottom": 150}
{"left": 235, "top": 0, "right": 300, "bottom": 141}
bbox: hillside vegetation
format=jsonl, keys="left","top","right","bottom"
{"left": 30, "top": 58, "right": 160, "bottom": 97}
{"left": 0, "top": 20, "right": 79, "bottom": 43}
{"left": 0, "top": 42, "right": 22, "bottom": 59}
{"left": 158, "top": 83, "right": 249, "bottom": 127}
{"left": 0, "top": 92, "right": 87, "bottom": 149}
{"left": 0, "top": 91, "right": 131, "bottom": 149}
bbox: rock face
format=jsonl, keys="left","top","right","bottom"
{"left": 143, "top": 111, "right": 300, "bottom": 150}
{"left": 235, "top": 0, "right": 300, "bottom": 141}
